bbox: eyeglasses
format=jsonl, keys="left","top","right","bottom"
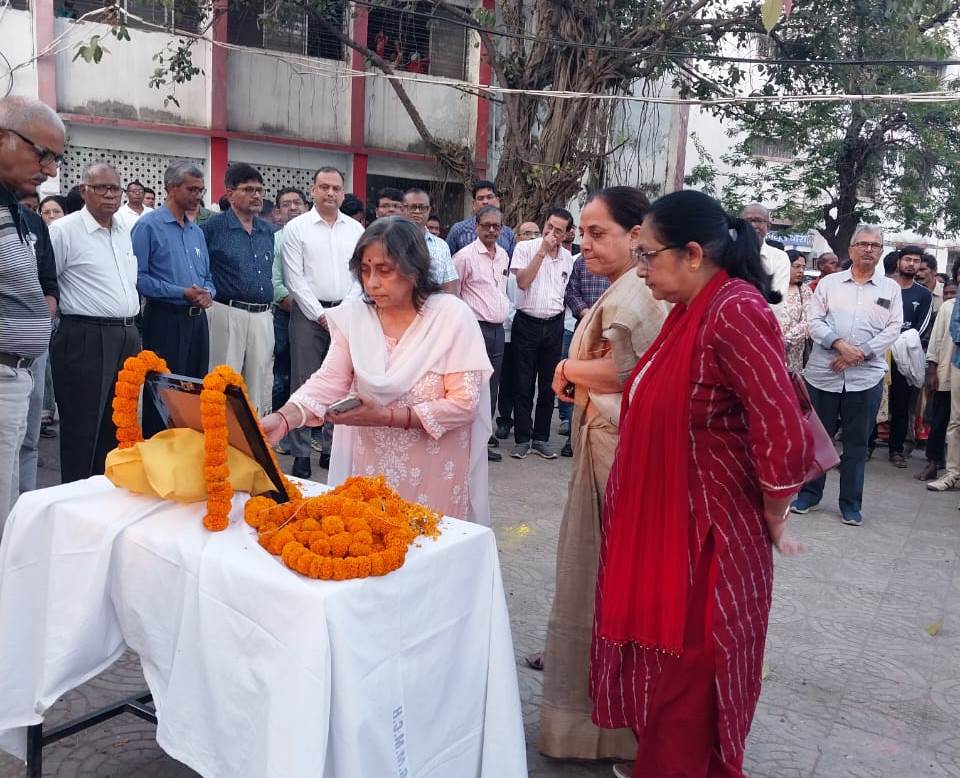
{"left": 2, "top": 128, "right": 64, "bottom": 168}
{"left": 83, "top": 184, "right": 122, "bottom": 195}
{"left": 478, "top": 222, "right": 502, "bottom": 231}
{"left": 637, "top": 244, "right": 684, "bottom": 263}
{"left": 404, "top": 203, "right": 430, "bottom": 213}
{"left": 852, "top": 241, "right": 883, "bottom": 251}
{"left": 518, "top": 230, "right": 540, "bottom": 239}
{"left": 234, "top": 185, "right": 263, "bottom": 195}
{"left": 182, "top": 185, "right": 207, "bottom": 196}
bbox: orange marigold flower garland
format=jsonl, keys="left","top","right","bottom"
{"left": 244, "top": 475, "right": 441, "bottom": 581}
{"left": 112, "top": 350, "right": 170, "bottom": 449}
{"left": 200, "top": 365, "right": 302, "bottom": 532}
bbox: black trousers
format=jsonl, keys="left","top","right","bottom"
{"left": 497, "top": 341, "right": 516, "bottom": 428}
{"left": 272, "top": 306, "right": 291, "bottom": 412}
{"left": 51, "top": 316, "right": 141, "bottom": 482}
{"left": 889, "top": 361, "right": 915, "bottom": 456}
{"left": 141, "top": 301, "right": 210, "bottom": 438}
{"left": 478, "top": 321, "right": 505, "bottom": 419}
{"left": 926, "top": 390, "right": 951, "bottom": 464}
{"left": 511, "top": 310, "right": 564, "bottom": 444}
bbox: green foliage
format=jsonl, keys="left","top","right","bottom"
{"left": 702, "top": 0, "right": 960, "bottom": 252}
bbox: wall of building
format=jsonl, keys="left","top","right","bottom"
{"left": 226, "top": 49, "right": 351, "bottom": 143}
{"left": 53, "top": 19, "right": 209, "bottom": 126}
{"left": 365, "top": 77, "right": 476, "bottom": 154}
{"left": 2, "top": 8, "right": 37, "bottom": 98}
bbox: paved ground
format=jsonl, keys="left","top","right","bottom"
{"left": 2, "top": 430, "right": 960, "bottom": 777}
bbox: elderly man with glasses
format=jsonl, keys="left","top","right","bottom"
{"left": 402, "top": 187, "right": 458, "bottom": 293}
{"left": 0, "top": 95, "right": 65, "bottom": 532}
{"left": 791, "top": 226, "right": 903, "bottom": 526}
{"left": 115, "top": 179, "right": 153, "bottom": 232}
{"left": 132, "top": 160, "right": 215, "bottom": 437}
{"left": 48, "top": 162, "right": 141, "bottom": 482}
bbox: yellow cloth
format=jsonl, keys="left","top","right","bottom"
{"left": 105, "top": 428, "right": 275, "bottom": 503}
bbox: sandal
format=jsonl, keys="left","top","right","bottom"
{"left": 525, "top": 652, "right": 544, "bottom": 671}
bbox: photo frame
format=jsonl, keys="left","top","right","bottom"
{"left": 145, "top": 373, "right": 290, "bottom": 503}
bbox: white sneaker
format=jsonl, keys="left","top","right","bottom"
{"left": 928, "top": 472, "right": 960, "bottom": 491}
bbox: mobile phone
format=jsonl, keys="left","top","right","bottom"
{"left": 328, "top": 395, "right": 361, "bottom": 415}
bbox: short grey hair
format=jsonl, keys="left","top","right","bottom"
{"left": 475, "top": 205, "right": 503, "bottom": 223}
{"left": 850, "top": 224, "right": 883, "bottom": 246}
{"left": 0, "top": 96, "right": 65, "bottom": 138}
{"left": 164, "top": 160, "right": 204, "bottom": 188}
{"left": 741, "top": 202, "right": 770, "bottom": 220}
{"left": 82, "top": 160, "right": 119, "bottom": 183}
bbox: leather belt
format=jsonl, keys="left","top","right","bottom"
{"left": 147, "top": 301, "right": 206, "bottom": 317}
{"left": 319, "top": 300, "right": 341, "bottom": 308}
{"left": 227, "top": 300, "right": 271, "bottom": 313}
{"left": 0, "top": 352, "right": 33, "bottom": 369}
{"left": 62, "top": 314, "right": 137, "bottom": 327}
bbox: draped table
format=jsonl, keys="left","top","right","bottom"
{"left": 0, "top": 477, "right": 527, "bottom": 778}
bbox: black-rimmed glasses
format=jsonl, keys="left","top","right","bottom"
{"left": 1, "top": 128, "right": 64, "bottom": 167}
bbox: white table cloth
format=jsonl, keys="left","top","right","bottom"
{"left": 0, "top": 477, "right": 527, "bottom": 778}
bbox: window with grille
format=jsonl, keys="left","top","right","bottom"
{"left": 55, "top": 0, "right": 203, "bottom": 33}
{"left": 228, "top": 0, "right": 344, "bottom": 61}
{"left": 751, "top": 33, "right": 777, "bottom": 60}
{"left": 367, "top": 2, "right": 468, "bottom": 80}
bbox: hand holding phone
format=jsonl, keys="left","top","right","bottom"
{"left": 328, "top": 395, "right": 361, "bottom": 415}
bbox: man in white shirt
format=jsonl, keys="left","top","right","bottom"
{"left": 508, "top": 208, "right": 575, "bottom": 460}
{"left": 402, "top": 188, "right": 458, "bottom": 293}
{"left": 742, "top": 203, "right": 790, "bottom": 316}
{"left": 115, "top": 179, "right": 154, "bottom": 232}
{"left": 48, "top": 162, "right": 141, "bottom": 482}
{"left": 282, "top": 166, "right": 364, "bottom": 479}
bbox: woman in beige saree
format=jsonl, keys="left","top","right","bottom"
{"left": 538, "top": 187, "right": 668, "bottom": 761}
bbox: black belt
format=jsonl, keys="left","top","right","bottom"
{"left": 0, "top": 352, "right": 33, "bottom": 369}
{"left": 515, "top": 310, "right": 564, "bottom": 322}
{"left": 225, "top": 299, "right": 271, "bottom": 313}
{"left": 147, "top": 301, "right": 205, "bottom": 317}
{"left": 62, "top": 314, "right": 137, "bottom": 327}
{"left": 319, "top": 299, "right": 341, "bottom": 308}
{"left": 478, "top": 320, "right": 505, "bottom": 328}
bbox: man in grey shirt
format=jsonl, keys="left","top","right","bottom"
{"left": 0, "top": 96, "right": 65, "bottom": 532}
{"left": 792, "top": 225, "right": 903, "bottom": 526}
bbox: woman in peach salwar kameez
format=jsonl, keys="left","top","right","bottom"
{"left": 263, "top": 217, "right": 493, "bottom": 523}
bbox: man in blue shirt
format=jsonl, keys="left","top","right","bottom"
{"left": 446, "top": 180, "right": 516, "bottom": 258}
{"left": 132, "top": 161, "right": 215, "bottom": 437}
{"left": 201, "top": 163, "right": 276, "bottom": 416}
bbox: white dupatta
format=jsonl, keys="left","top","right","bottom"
{"left": 324, "top": 294, "right": 494, "bottom": 525}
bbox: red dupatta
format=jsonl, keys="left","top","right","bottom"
{"left": 597, "top": 270, "right": 729, "bottom": 654}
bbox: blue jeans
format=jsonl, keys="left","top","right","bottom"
{"left": 557, "top": 328, "right": 574, "bottom": 425}
{"left": 800, "top": 379, "right": 883, "bottom": 515}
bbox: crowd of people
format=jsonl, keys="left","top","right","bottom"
{"left": 2, "top": 92, "right": 953, "bottom": 778}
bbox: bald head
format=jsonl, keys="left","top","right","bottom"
{"left": 0, "top": 96, "right": 66, "bottom": 194}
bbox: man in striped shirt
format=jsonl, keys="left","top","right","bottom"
{"left": 0, "top": 96, "right": 65, "bottom": 533}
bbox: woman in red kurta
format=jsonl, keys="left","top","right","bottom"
{"left": 590, "top": 190, "right": 813, "bottom": 777}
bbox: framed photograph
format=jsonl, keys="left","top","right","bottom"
{"left": 145, "top": 373, "right": 291, "bottom": 503}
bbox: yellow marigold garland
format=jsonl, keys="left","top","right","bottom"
{"left": 112, "top": 350, "right": 170, "bottom": 449}
{"left": 244, "top": 476, "right": 441, "bottom": 580}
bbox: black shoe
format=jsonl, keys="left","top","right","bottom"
{"left": 495, "top": 423, "right": 511, "bottom": 440}
{"left": 487, "top": 449, "right": 502, "bottom": 462}
{"left": 292, "top": 456, "right": 311, "bottom": 479}
{"left": 488, "top": 435, "right": 499, "bottom": 448}
{"left": 561, "top": 441, "right": 573, "bottom": 457}
{"left": 319, "top": 452, "right": 330, "bottom": 470}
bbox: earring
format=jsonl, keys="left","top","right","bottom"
{"left": 689, "top": 264, "right": 700, "bottom": 272}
